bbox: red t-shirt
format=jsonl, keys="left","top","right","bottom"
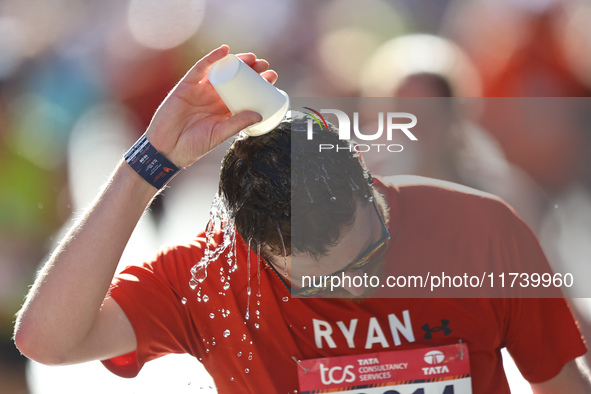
{"left": 103, "top": 176, "right": 586, "bottom": 393}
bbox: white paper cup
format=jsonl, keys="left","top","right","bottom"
{"left": 208, "top": 54, "right": 290, "bottom": 136}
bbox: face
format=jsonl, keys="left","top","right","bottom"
{"left": 266, "top": 198, "right": 390, "bottom": 298}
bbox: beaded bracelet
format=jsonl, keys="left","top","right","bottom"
{"left": 124, "top": 135, "right": 180, "bottom": 189}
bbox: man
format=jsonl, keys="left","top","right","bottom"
{"left": 13, "top": 46, "right": 591, "bottom": 393}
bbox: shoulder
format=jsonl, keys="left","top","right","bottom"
{"left": 122, "top": 232, "right": 221, "bottom": 286}
{"left": 379, "top": 174, "right": 503, "bottom": 202}
{"left": 151, "top": 231, "right": 253, "bottom": 292}
{"left": 150, "top": 236, "right": 208, "bottom": 269}
{"left": 374, "top": 176, "right": 534, "bottom": 254}
{"left": 378, "top": 175, "right": 519, "bottom": 223}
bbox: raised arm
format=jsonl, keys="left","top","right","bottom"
{"left": 13, "top": 45, "right": 276, "bottom": 365}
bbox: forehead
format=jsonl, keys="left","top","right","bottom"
{"left": 289, "top": 201, "right": 376, "bottom": 276}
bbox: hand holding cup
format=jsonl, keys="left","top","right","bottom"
{"left": 145, "top": 45, "right": 278, "bottom": 168}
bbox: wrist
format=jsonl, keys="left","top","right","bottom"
{"left": 117, "top": 161, "right": 161, "bottom": 203}
{"left": 124, "top": 135, "right": 181, "bottom": 189}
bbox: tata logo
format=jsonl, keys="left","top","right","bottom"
{"left": 422, "top": 350, "right": 449, "bottom": 375}
{"left": 319, "top": 363, "right": 356, "bottom": 385}
{"left": 303, "top": 107, "right": 417, "bottom": 153}
{"left": 424, "top": 350, "right": 445, "bottom": 365}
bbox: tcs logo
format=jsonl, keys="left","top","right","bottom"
{"left": 319, "top": 363, "right": 356, "bottom": 385}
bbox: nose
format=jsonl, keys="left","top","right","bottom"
{"left": 340, "top": 269, "right": 366, "bottom": 296}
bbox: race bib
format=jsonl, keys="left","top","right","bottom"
{"left": 297, "top": 343, "right": 471, "bottom": 394}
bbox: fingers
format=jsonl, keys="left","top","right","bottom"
{"left": 236, "top": 53, "right": 271, "bottom": 74}
{"left": 261, "top": 70, "right": 278, "bottom": 85}
{"left": 183, "top": 48, "right": 275, "bottom": 86}
{"left": 236, "top": 52, "right": 257, "bottom": 66}
{"left": 183, "top": 45, "right": 230, "bottom": 84}
{"left": 236, "top": 53, "right": 278, "bottom": 85}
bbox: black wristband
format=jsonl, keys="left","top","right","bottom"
{"left": 124, "top": 135, "right": 180, "bottom": 189}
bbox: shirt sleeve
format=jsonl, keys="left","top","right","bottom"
{"left": 100, "top": 245, "right": 203, "bottom": 378}
{"left": 505, "top": 297, "right": 586, "bottom": 383}
{"left": 498, "top": 210, "right": 587, "bottom": 382}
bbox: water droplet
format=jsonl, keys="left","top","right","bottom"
{"left": 181, "top": 297, "right": 187, "bottom": 304}
{"left": 248, "top": 352, "right": 253, "bottom": 360}
{"left": 275, "top": 221, "right": 289, "bottom": 274}
{"left": 254, "top": 323, "right": 260, "bottom": 329}
{"left": 189, "top": 266, "right": 207, "bottom": 289}
{"left": 223, "top": 329, "right": 231, "bottom": 337}
{"left": 237, "top": 352, "right": 242, "bottom": 357}
{"left": 209, "top": 313, "right": 215, "bottom": 319}
{"left": 202, "top": 295, "right": 209, "bottom": 302}
{"left": 246, "top": 238, "right": 252, "bottom": 321}
{"left": 223, "top": 282, "right": 231, "bottom": 290}
{"left": 256, "top": 244, "right": 262, "bottom": 298}
{"left": 245, "top": 368, "right": 250, "bottom": 374}
{"left": 230, "top": 377, "right": 234, "bottom": 382}
{"left": 320, "top": 175, "right": 336, "bottom": 201}
{"left": 242, "top": 334, "right": 247, "bottom": 341}
{"left": 321, "top": 164, "right": 330, "bottom": 180}
{"left": 282, "top": 296, "right": 289, "bottom": 302}
{"left": 189, "top": 193, "right": 237, "bottom": 290}
{"left": 255, "top": 310, "right": 260, "bottom": 318}
{"left": 305, "top": 186, "right": 314, "bottom": 203}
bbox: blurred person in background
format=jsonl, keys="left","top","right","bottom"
{"left": 444, "top": 0, "right": 591, "bottom": 366}
{"left": 12, "top": 45, "right": 591, "bottom": 393}
{"left": 360, "top": 34, "right": 547, "bottom": 231}
{"left": 360, "top": 34, "right": 591, "bottom": 391}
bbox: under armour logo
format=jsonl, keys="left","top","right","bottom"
{"left": 421, "top": 319, "right": 452, "bottom": 340}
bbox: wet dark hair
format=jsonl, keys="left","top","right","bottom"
{"left": 219, "top": 112, "right": 373, "bottom": 259}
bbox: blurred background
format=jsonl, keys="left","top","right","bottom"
{"left": 1, "top": 0, "right": 590, "bottom": 392}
